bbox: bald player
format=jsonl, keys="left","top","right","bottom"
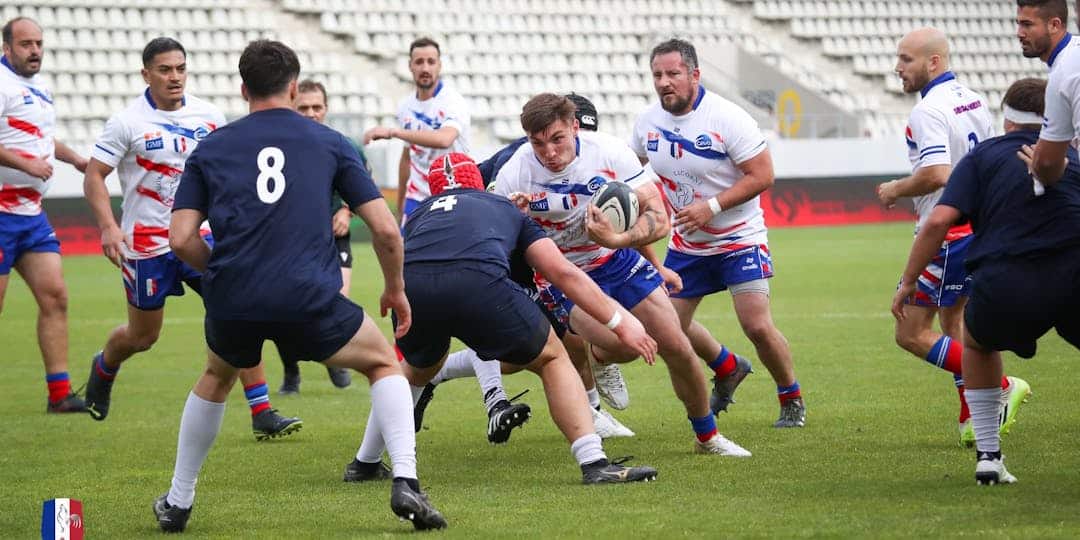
{"left": 877, "top": 28, "right": 1027, "bottom": 446}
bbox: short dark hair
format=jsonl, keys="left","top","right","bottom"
{"left": 142, "top": 37, "right": 186, "bottom": 67}
{"left": 520, "top": 93, "right": 577, "bottom": 135}
{"left": 239, "top": 40, "right": 300, "bottom": 99}
{"left": 649, "top": 38, "right": 698, "bottom": 70}
{"left": 408, "top": 37, "right": 440, "bottom": 58}
{"left": 566, "top": 93, "right": 598, "bottom": 131}
{"left": 298, "top": 79, "right": 327, "bottom": 103}
{"left": 1003, "top": 77, "right": 1047, "bottom": 119}
{"left": 2, "top": 17, "right": 39, "bottom": 46}
{"left": 1017, "top": 0, "right": 1069, "bottom": 27}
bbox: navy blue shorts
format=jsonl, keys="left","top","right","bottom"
{"left": 204, "top": 295, "right": 365, "bottom": 369}
{"left": 396, "top": 264, "right": 550, "bottom": 368}
{"left": 0, "top": 212, "right": 60, "bottom": 274}
{"left": 965, "top": 251, "right": 1080, "bottom": 359}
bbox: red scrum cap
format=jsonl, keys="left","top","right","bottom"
{"left": 427, "top": 152, "right": 485, "bottom": 195}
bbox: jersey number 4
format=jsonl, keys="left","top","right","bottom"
{"left": 431, "top": 195, "right": 458, "bottom": 212}
{"left": 256, "top": 147, "right": 286, "bottom": 204}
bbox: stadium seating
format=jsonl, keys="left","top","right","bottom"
{"left": 1, "top": 0, "right": 1060, "bottom": 154}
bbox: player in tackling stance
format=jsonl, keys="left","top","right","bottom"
{"left": 153, "top": 40, "right": 445, "bottom": 532}
{"left": 347, "top": 152, "right": 659, "bottom": 484}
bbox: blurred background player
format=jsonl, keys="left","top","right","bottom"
{"left": 277, "top": 78, "right": 361, "bottom": 394}
{"left": 876, "top": 28, "right": 1022, "bottom": 446}
{"left": 0, "top": 17, "right": 89, "bottom": 413}
{"left": 495, "top": 93, "right": 751, "bottom": 456}
{"left": 894, "top": 78, "right": 1069, "bottom": 485}
{"left": 632, "top": 38, "right": 805, "bottom": 428}
{"left": 415, "top": 92, "right": 634, "bottom": 441}
{"left": 81, "top": 37, "right": 302, "bottom": 440}
{"left": 347, "top": 152, "right": 658, "bottom": 484}
{"left": 1016, "top": 0, "right": 1080, "bottom": 187}
{"left": 363, "top": 37, "right": 470, "bottom": 224}
{"left": 155, "top": 39, "right": 445, "bottom": 532}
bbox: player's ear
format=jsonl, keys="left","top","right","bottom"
{"left": 287, "top": 79, "right": 299, "bottom": 102}
{"left": 691, "top": 67, "right": 701, "bottom": 83}
{"left": 141, "top": 67, "right": 150, "bottom": 86}
{"left": 240, "top": 83, "right": 250, "bottom": 103}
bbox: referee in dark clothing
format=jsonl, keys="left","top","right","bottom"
{"left": 892, "top": 77, "right": 1080, "bottom": 486}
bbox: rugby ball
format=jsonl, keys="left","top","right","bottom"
{"left": 591, "top": 181, "right": 639, "bottom": 233}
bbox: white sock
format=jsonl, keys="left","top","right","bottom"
{"left": 586, "top": 387, "right": 601, "bottom": 410}
{"left": 355, "top": 407, "right": 385, "bottom": 463}
{"left": 372, "top": 375, "right": 418, "bottom": 479}
{"left": 431, "top": 349, "right": 477, "bottom": 384}
{"left": 965, "top": 387, "right": 1001, "bottom": 454}
{"left": 473, "top": 357, "right": 507, "bottom": 414}
{"left": 570, "top": 433, "right": 606, "bottom": 466}
{"left": 168, "top": 392, "right": 226, "bottom": 509}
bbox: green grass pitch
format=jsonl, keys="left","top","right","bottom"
{"left": 2, "top": 223, "right": 1078, "bottom": 538}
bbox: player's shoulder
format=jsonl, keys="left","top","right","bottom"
{"left": 579, "top": 130, "right": 628, "bottom": 151}
{"left": 182, "top": 94, "right": 224, "bottom": 118}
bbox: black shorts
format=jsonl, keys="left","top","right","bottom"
{"left": 529, "top": 287, "right": 568, "bottom": 339}
{"left": 396, "top": 264, "right": 551, "bottom": 368}
{"left": 205, "top": 295, "right": 365, "bottom": 368}
{"left": 965, "top": 250, "right": 1080, "bottom": 358}
{"left": 336, "top": 234, "right": 353, "bottom": 269}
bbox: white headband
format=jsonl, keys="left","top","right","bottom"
{"left": 1003, "top": 105, "right": 1044, "bottom": 125}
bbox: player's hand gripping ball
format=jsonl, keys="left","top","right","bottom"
{"left": 590, "top": 181, "right": 639, "bottom": 233}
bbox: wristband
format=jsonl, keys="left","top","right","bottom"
{"left": 707, "top": 198, "right": 722, "bottom": 215}
{"left": 605, "top": 310, "right": 622, "bottom": 330}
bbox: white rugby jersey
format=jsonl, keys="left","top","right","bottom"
{"left": 904, "top": 71, "right": 993, "bottom": 232}
{"left": 397, "top": 80, "right": 470, "bottom": 202}
{"left": 493, "top": 130, "right": 649, "bottom": 271}
{"left": 1040, "top": 33, "right": 1080, "bottom": 144}
{"left": 631, "top": 86, "right": 769, "bottom": 257}
{"left": 0, "top": 56, "right": 56, "bottom": 216}
{"left": 91, "top": 89, "right": 224, "bottom": 259}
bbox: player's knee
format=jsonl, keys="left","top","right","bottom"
{"left": 37, "top": 284, "right": 68, "bottom": 315}
{"left": 129, "top": 329, "right": 161, "bottom": 352}
{"left": 894, "top": 327, "right": 921, "bottom": 353}
{"left": 740, "top": 318, "right": 776, "bottom": 345}
{"left": 657, "top": 333, "right": 695, "bottom": 362}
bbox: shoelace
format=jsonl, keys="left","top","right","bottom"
{"left": 610, "top": 456, "right": 635, "bottom": 466}
{"left": 507, "top": 389, "right": 530, "bottom": 403}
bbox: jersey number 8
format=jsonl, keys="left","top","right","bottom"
{"left": 256, "top": 147, "right": 286, "bottom": 204}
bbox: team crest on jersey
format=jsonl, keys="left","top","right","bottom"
{"left": 647, "top": 131, "right": 659, "bottom": 152}
{"left": 694, "top": 134, "right": 712, "bottom": 150}
{"left": 144, "top": 131, "right": 164, "bottom": 151}
{"left": 21, "top": 89, "right": 32, "bottom": 105}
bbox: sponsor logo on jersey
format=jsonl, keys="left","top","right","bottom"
{"left": 144, "top": 131, "right": 164, "bottom": 151}
{"left": 647, "top": 131, "right": 659, "bottom": 152}
{"left": 695, "top": 134, "right": 712, "bottom": 150}
{"left": 193, "top": 126, "right": 210, "bottom": 141}
{"left": 529, "top": 199, "right": 550, "bottom": 212}
{"left": 21, "top": 89, "right": 32, "bottom": 105}
{"left": 586, "top": 176, "right": 606, "bottom": 194}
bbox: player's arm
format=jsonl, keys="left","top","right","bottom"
{"left": 526, "top": 237, "right": 657, "bottom": 364}
{"left": 395, "top": 146, "right": 409, "bottom": 217}
{"left": 0, "top": 143, "right": 52, "bottom": 179}
{"left": 891, "top": 204, "right": 961, "bottom": 320}
{"left": 170, "top": 209, "right": 210, "bottom": 273}
{"left": 354, "top": 198, "right": 410, "bottom": 337}
{"left": 366, "top": 125, "right": 460, "bottom": 149}
{"left": 82, "top": 159, "right": 124, "bottom": 266}
{"left": 877, "top": 164, "right": 951, "bottom": 206}
{"left": 675, "top": 148, "right": 775, "bottom": 235}
{"left": 54, "top": 139, "right": 89, "bottom": 173}
{"left": 586, "top": 181, "right": 669, "bottom": 249}
{"left": 1021, "top": 140, "right": 1070, "bottom": 187}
